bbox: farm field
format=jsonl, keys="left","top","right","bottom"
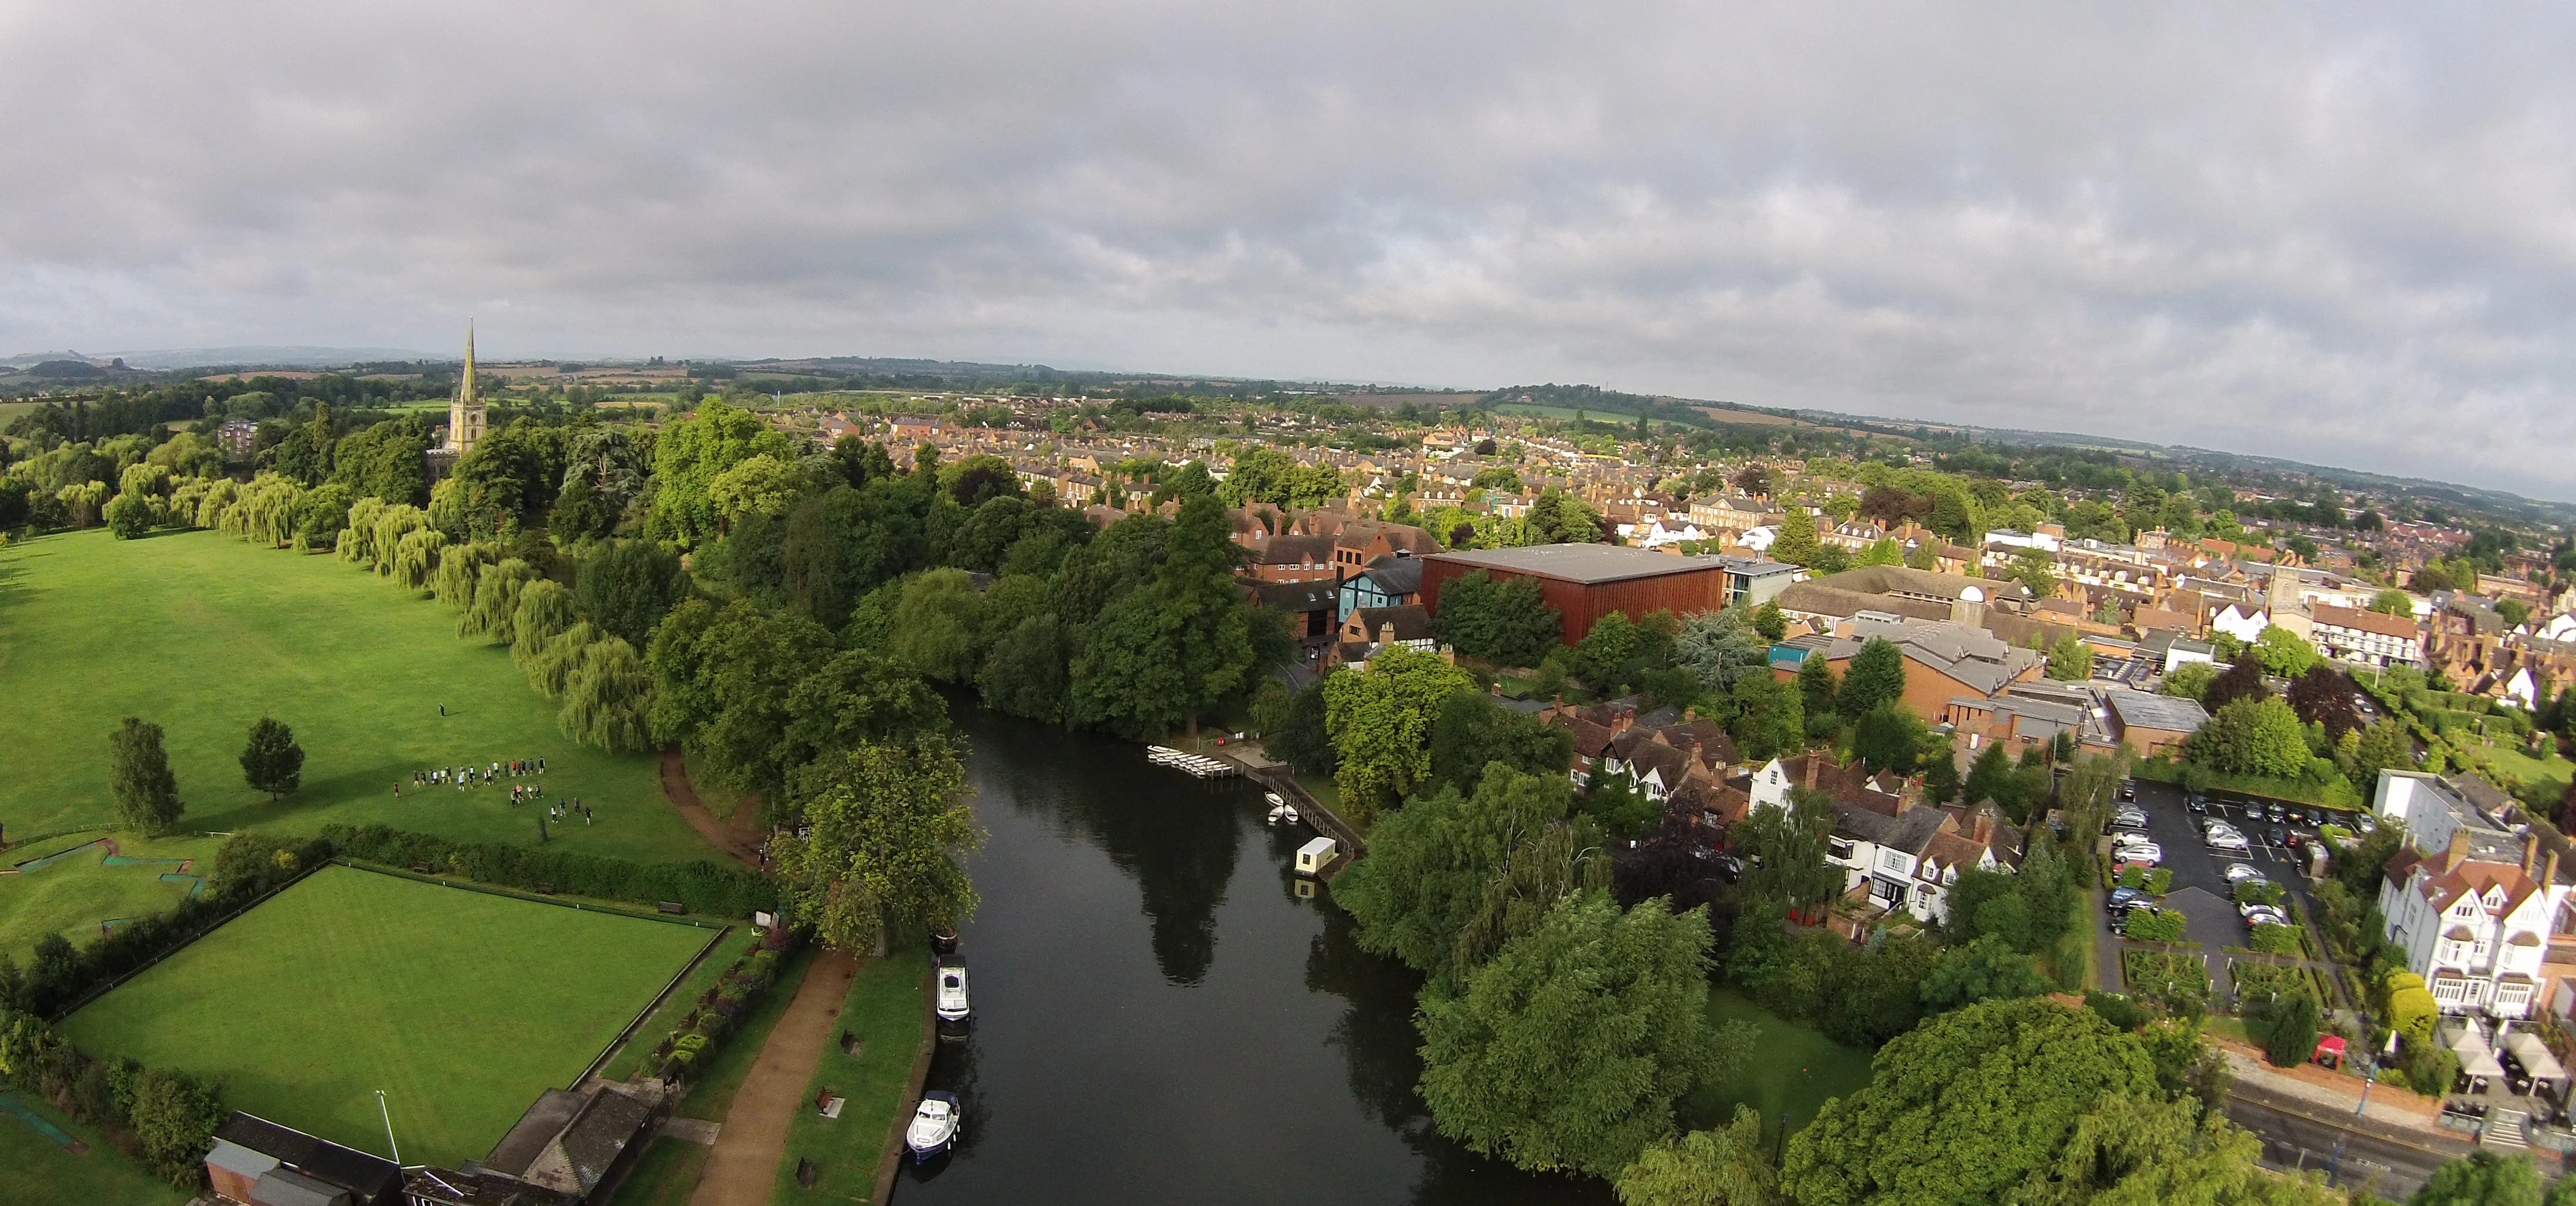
{"left": 62, "top": 865, "right": 714, "bottom": 1167}
{"left": 0, "top": 832, "right": 224, "bottom": 961}
{"left": 0, "top": 528, "right": 709, "bottom": 864}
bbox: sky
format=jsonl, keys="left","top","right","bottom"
{"left": 4, "top": 3, "right": 2574, "bottom": 498}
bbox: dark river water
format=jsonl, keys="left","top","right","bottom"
{"left": 894, "top": 709, "right": 1614, "bottom": 1205}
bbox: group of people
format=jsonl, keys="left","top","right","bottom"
{"left": 398, "top": 757, "right": 549, "bottom": 798}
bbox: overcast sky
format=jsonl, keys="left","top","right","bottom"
{"left": 4, "top": 3, "right": 2572, "bottom": 497}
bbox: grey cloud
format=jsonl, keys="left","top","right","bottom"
{"left": 4, "top": 1, "right": 2575, "bottom": 494}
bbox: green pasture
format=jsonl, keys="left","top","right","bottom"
{"left": 63, "top": 865, "right": 712, "bottom": 1168}
{"left": 0, "top": 832, "right": 224, "bottom": 962}
{"left": 1682, "top": 989, "right": 1876, "bottom": 1139}
{"left": 0, "top": 528, "right": 709, "bottom": 863}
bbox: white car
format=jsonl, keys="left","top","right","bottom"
{"left": 935, "top": 960, "right": 971, "bottom": 1023}
{"left": 2242, "top": 906, "right": 2291, "bottom": 927}
{"left": 2114, "top": 843, "right": 2164, "bottom": 865}
{"left": 2223, "top": 863, "right": 2266, "bottom": 883}
{"left": 2111, "top": 833, "right": 2156, "bottom": 853}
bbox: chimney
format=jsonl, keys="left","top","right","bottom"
{"left": 2545, "top": 849, "right": 2562, "bottom": 894}
{"left": 2443, "top": 829, "right": 2473, "bottom": 876}
{"left": 1973, "top": 809, "right": 1994, "bottom": 845}
{"left": 2525, "top": 832, "right": 2541, "bottom": 877}
{"left": 1804, "top": 755, "right": 1822, "bottom": 790}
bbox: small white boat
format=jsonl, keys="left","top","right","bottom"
{"left": 935, "top": 960, "right": 971, "bottom": 1023}
{"left": 905, "top": 1091, "right": 961, "bottom": 1161}
{"left": 1266, "top": 800, "right": 1300, "bottom": 826}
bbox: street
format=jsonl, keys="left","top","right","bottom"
{"left": 2226, "top": 1093, "right": 2460, "bottom": 1200}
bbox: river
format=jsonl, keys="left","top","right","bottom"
{"left": 893, "top": 709, "right": 1614, "bottom": 1205}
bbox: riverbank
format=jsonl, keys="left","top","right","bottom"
{"left": 772, "top": 946, "right": 931, "bottom": 1203}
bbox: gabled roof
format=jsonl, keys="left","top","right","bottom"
{"left": 2416, "top": 859, "right": 2543, "bottom": 920}
{"left": 2313, "top": 603, "right": 2420, "bottom": 641}
{"left": 1360, "top": 555, "right": 1425, "bottom": 594}
{"left": 1348, "top": 605, "right": 1433, "bottom": 642}
{"left": 212, "top": 1114, "right": 403, "bottom": 1205}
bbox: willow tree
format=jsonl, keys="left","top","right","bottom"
{"left": 432, "top": 542, "right": 499, "bottom": 609}
{"left": 559, "top": 635, "right": 655, "bottom": 750}
{"left": 338, "top": 496, "right": 388, "bottom": 565}
{"left": 531, "top": 621, "right": 606, "bottom": 697}
{"left": 371, "top": 505, "right": 430, "bottom": 574}
{"left": 460, "top": 558, "right": 538, "bottom": 641}
{"left": 511, "top": 579, "right": 580, "bottom": 673}
{"left": 390, "top": 527, "right": 449, "bottom": 590}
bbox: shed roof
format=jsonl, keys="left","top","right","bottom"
{"left": 2105, "top": 689, "right": 2211, "bottom": 734}
{"left": 212, "top": 1113, "right": 402, "bottom": 1205}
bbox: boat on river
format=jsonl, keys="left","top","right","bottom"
{"left": 906, "top": 1090, "right": 961, "bottom": 1161}
{"left": 1265, "top": 795, "right": 1300, "bottom": 826}
{"left": 1145, "top": 745, "right": 1239, "bottom": 778}
{"left": 936, "top": 959, "right": 972, "bottom": 1024}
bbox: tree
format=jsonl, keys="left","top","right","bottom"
{"left": 2203, "top": 655, "right": 2272, "bottom": 712}
{"left": 648, "top": 398, "right": 797, "bottom": 547}
{"left": 458, "top": 558, "right": 538, "bottom": 644}
{"left": 1839, "top": 637, "right": 1908, "bottom": 717}
{"left": 770, "top": 734, "right": 983, "bottom": 953}
{"left": 1267, "top": 676, "right": 1335, "bottom": 775}
{"left": 2189, "top": 698, "right": 2313, "bottom": 779}
{"left": 109, "top": 717, "right": 184, "bottom": 836}
{"left": 1671, "top": 608, "right": 1770, "bottom": 698}
{"left": 1753, "top": 600, "right": 1788, "bottom": 642}
{"left": 2032, "top": 1090, "right": 2344, "bottom": 1206}
{"left": 1767, "top": 515, "right": 1822, "bottom": 567}
{"left": 1796, "top": 654, "right": 1840, "bottom": 736}
{"left": 1417, "top": 890, "right": 1753, "bottom": 1178}
{"left": 2349, "top": 719, "right": 2413, "bottom": 785}
{"left": 575, "top": 540, "right": 688, "bottom": 649}
{"left": 1964, "top": 742, "right": 2017, "bottom": 810}
{"left": 2286, "top": 666, "right": 2363, "bottom": 741}
{"left": 104, "top": 490, "right": 152, "bottom": 538}
{"left": 1782, "top": 998, "right": 2160, "bottom": 1206}
{"left": 2011, "top": 546, "right": 2059, "bottom": 599}
{"left": 2047, "top": 631, "right": 2095, "bottom": 681}
{"left": 888, "top": 569, "right": 985, "bottom": 683}
{"left": 559, "top": 636, "right": 656, "bottom": 752}
{"left": 2162, "top": 661, "right": 2218, "bottom": 702}
{"left": 126, "top": 1066, "right": 226, "bottom": 1183}
{"left": 1067, "top": 495, "right": 1272, "bottom": 735}
{"left": 1728, "top": 671, "right": 1806, "bottom": 762}
{"left": 1322, "top": 646, "right": 1478, "bottom": 822}
{"left": 1428, "top": 692, "right": 1575, "bottom": 796}
{"left": 1575, "top": 611, "right": 1646, "bottom": 689}
{"left": 2407, "top": 1151, "right": 2545, "bottom": 1206}
{"left": 1918, "top": 935, "right": 2052, "bottom": 1011}
{"left": 2260, "top": 990, "right": 2323, "bottom": 1069}
{"left": 978, "top": 614, "right": 1071, "bottom": 722}
{"left": 1735, "top": 788, "right": 1842, "bottom": 909}
{"left": 1615, "top": 1106, "right": 1776, "bottom": 1206}
{"left": 2253, "top": 625, "right": 2320, "bottom": 678}
{"left": 509, "top": 579, "right": 580, "bottom": 674}
{"left": 1332, "top": 765, "right": 1574, "bottom": 982}
{"left": 1434, "top": 571, "right": 1562, "bottom": 666}
{"left": 2369, "top": 588, "right": 2416, "bottom": 617}
{"left": 1857, "top": 537, "right": 1905, "bottom": 567}
{"left": 237, "top": 718, "right": 304, "bottom": 801}
{"left": 1852, "top": 705, "right": 1927, "bottom": 774}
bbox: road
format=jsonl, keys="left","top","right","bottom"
{"left": 2226, "top": 1093, "right": 2458, "bottom": 1200}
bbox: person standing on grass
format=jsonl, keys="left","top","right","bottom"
{"left": 438, "top": 702, "right": 445, "bottom": 717}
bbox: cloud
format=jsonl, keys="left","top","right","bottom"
{"left": 4, "top": 1, "right": 2574, "bottom": 495}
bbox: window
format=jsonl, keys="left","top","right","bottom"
{"left": 1828, "top": 839, "right": 1854, "bottom": 860}
{"left": 2433, "top": 979, "right": 2468, "bottom": 1003}
{"left": 1881, "top": 850, "right": 1909, "bottom": 873}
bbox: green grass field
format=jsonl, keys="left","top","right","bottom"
{"left": 62, "top": 865, "right": 714, "bottom": 1168}
{"left": 0, "top": 832, "right": 224, "bottom": 961}
{"left": 0, "top": 528, "right": 709, "bottom": 864}
{"left": 774, "top": 947, "right": 927, "bottom": 1203}
{"left": 1682, "top": 989, "right": 1876, "bottom": 1139}
{"left": 0, "top": 1091, "right": 189, "bottom": 1206}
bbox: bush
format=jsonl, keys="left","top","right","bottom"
{"left": 2387, "top": 972, "right": 2438, "bottom": 1041}
{"left": 321, "top": 823, "right": 778, "bottom": 917}
{"left": 2122, "top": 909, "right": 2186, "bottom": 943}
{"left": 2249, "top": 924, "right": 2303, "bottom": 956}
{"left": 2085, "top": 990, "right": 2148, "bottom": 1031}
{"left": 2144, "top": 868, "right": 2174, "bottom": 895}
{"left": 2234, "top": 880, "right": 2286, "bottom": 907}
{"left": 2121, "top": 949, "right": 2208, "bottom": 1019}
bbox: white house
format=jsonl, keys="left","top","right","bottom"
{"left": 1824, "top": 800, "right": 2021, "bottom": 926}
{"left": 2210, "top": 604, "right": 2269, "bottom": 645}
{"left": 2378, "top": 830, "right": 2569, "bottom": 1019}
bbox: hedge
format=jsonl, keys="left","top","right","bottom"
{"left": 2387, "top": 971, "right": 2439, "bottom": 1041}
{"left": 0, "top": 1003, "right": 224, "bottom": 1186}
{"left": 320, "top": 823, "right": 777, "bottom": 919}
{"left": 650, "top": 933, "right": 797, "bottom": 1083}
{"left": 2249, "top": 924, "right": 2303, "bottom": 957}
{"left": 6, "top": 833, "right": 333, "bottom": 1019}
{"left": 2123, "top": 909, "right": 2186, "bottom": 943}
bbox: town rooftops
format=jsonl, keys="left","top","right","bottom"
{"left": 1359, "top": 554, "right": 1425, "bottom": 594}
{"left": 2312, "top": 603, "right": 2421, "bottom": 641}
{"left": 1826, "top": 614, "right": 2045, "bottom": 696}
{"left": 1800, "top": 565, "right": 2032, "bottom": 605}
{"left": 1425, "top": 543, "right": 1746, "bottom": 585}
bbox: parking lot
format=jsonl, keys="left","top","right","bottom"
{"left": 2115, "top": 779, "right": 2346, "bottom": 1004}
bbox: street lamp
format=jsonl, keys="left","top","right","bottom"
{"left": 377, "top": 1090, "right": 402, "bottom": 1167}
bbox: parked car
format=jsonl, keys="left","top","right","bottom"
{"left": 2112, "top": 814, "right": 2149, "bottom": 832}
{"left": 2266, "top": 803, "right": 2287, "bottom": 823}
{"left": 2185, "top": 793, "right": 2209, "bottom": 813}
{"left": 2242, "top": 905, "right": 2291, "bottom": 927}
{"left": 2266, "top": 824, "right": 2290, "bottom": 847}
{"left": 2303, "top": 807, "right": 2325, "bottom": 828}
{"left": 2108, "top": 887, "right": 2150, "bottom": 911}
{"left": 2208, "top": 831, "right": 2252, "bottom": 853}
{"left": 2112, "top": 831, "right": 2157, "bottom": 850}
{"left": 2116, "top": 843, "right": 2165, "bottom": 866}
{"left": 2119, "top": 780, "right": 2138, "bottom": 800}
{"left": 2223, "top": 863, "right": 2266, "bottom": 883}
{"left": 2285, "top": 832, "right": 2307, "bottom": 852}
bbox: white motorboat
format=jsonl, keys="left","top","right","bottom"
{"left": 935, "top": 960, "right": 971, "bottom": 1023}
{"left": 905, "top": 1091, "right": 961, "bottom": 1161}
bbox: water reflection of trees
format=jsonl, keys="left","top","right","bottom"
{"left": 959, "top": 710, "right": 1243, "bottom": 986}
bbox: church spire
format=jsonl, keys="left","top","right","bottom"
{"left": 461, "top": 320, "right": 478, "bottom": 407}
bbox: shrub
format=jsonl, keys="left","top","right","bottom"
{"left": 2123, "top": 909, "right": 2186, "bottom": 943}
{"left": 2235, "top": 880, "right": 2287, "bottom": 907}
{"left": 2144, "top": 868, "right": 2174, "bottom": 895}
{"left": 2387, "top": 972, "right": 2438, "bottom": 1041}
{"left": 2249, "top": 924, "right": 2303, "bottom": 957}
{"left": 320, "top": 823, "right": 778, "bottom": 917}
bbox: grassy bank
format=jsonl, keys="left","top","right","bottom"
{"left": 0, "top": 1091, "right": 189, "bottom": 1206}
{"left": 0, "top": 832, "right": 224, "bottom": 962}
{"left": 1681, "top": 989, "right": 1876, "bottom": 1141}
{"left": 772, "top": 946, "right": 930, "bottom": 1204}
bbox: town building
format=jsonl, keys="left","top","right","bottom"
{"left": 1418, "top": 544, "right": 1792, "bottom": 646}
{"left": 2310, "top": 603, "right": 2425, "bottom": 668}
{"left": 1773, "top": 612, "right": 2048, "bottom": 725}
{"left": 204, "top": 1113, "right": 405, "bottom": 1206}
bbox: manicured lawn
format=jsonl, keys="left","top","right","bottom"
{"left": 0, "top": 1091, "right": 188, "bottom": 1206}
{"left": 62, "top": 865, "right": 714, "bottom": 1167}
{"left": 0, "top": 832, "right": 224, "bottom": 961}
{"left": 1681, "top": 989, "right": 1876, "bottom": 1140}
{"left": 773, "top": 947, "right": 928, "bottom": 1204}
{"left": 0, "top": 528, "right": 710, "bottom": 864}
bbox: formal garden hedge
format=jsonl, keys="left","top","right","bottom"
{"left": 321, "top": 823, "right": 777, "bottom": 919}
{"left": 650, "top": 930, "right": 799, "bottom": 1083}
{"left": 2121, "top": 947, "right": 2208, "bottom": 1018}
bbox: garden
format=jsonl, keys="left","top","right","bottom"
{"left": 60, "top": 864, "right": 715, "bottom": 1167}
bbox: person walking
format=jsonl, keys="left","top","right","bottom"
{"left": 438, "top": 702, "right": 446, "bottom": 717}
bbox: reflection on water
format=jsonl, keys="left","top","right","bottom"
{"left": 896, "top": 709, "right": 1609, "bottom": 1205}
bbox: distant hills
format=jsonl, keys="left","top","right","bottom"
{"left": 2, "top": 346, "right": 434, "bottom": 371}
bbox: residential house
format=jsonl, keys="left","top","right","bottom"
{"left": 1826, "top": 799, "right": 2023, "bottom": 926}
{"left": 1337, "top": 553, "right": 1425, "bottom": 622}
{"left": 2380, "top": 829, "right": 2571, "bottom": 1019}
{"left": 2310, "top": 603, "right": 2425, "bottom": 668}
{"left": 1773, "top": 613, "right": 2048, "bottom": 725}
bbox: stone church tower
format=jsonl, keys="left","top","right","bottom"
{"left": 2266, "top": 564, "right": 2313, "bottom": 642}
{"left": 447, "top": 322, "right": 487, "bottom": 457}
